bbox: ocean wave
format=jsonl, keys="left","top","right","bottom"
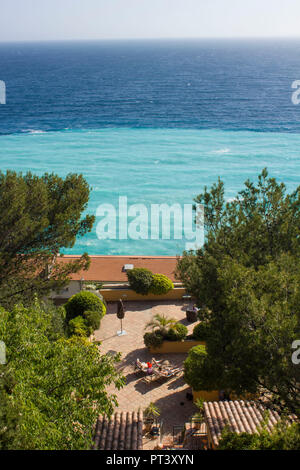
{"left": 22, "top": 129, "right": 46, "bottom": 135}
{"left": 212, "top": 148, "right": 231, "bottom": 154}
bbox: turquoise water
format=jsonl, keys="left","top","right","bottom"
{"left": 0, "top": 127, "right": 299, "bottom": 255}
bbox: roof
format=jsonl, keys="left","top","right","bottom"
{"left": 204, "top": 400, "right": 297, "bottom": 448}
{"left": 57, "top": 255, "right": 178, "bottom": 282}
{"left": 93, "top": 411, "right": 143, "bottom": 450}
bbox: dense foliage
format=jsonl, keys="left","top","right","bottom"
{"left": 65, "top": 291, "right": 106, "bottom": 323}
{"left": 0, "top": 171, "right": 94, "bottom": 308}
{"left": 144, "top": 314, "right": 188, "bottom": 346}
{"left": 83, "top": 310, "right": 102, "bottom": 332}
{"left": 149, "top": 274, "right": 174, "bottom": 295}
{"left": 143, "top": 331, "right": 165, "bottom": 348}
{"left": 184, "top": 345, "right": 219, "bottom": 391}
{"left": 127, "top": 268, "right": 154, "bottom": 295}
{"left": 218, "top": 422, "right": 300, "bottom": 450}
{"left": 166, "top": 323, "right": 188, "bottom": 341}
{"left": 0, "top": 301, "right": 124, "bottom": 450}
{"left": 68, "top": 315, "right": 90, "bottom": 337}
{"left": 177, "top": 170, "right": 300, "bottom": 415}
{"left": 145, "top": 313, "right": 176, "bottom": 335}
{"left": 127, "top": 268, "right": 174, "bottom": 295}
{"left": 192, "top": 321, "right": 210, "bottom": 341}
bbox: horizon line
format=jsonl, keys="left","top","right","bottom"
{"left": 1, "top": 35, "right": 300, "bottom": 45}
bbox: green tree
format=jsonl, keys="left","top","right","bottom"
{"left": 218, "top": 421, "right": 300, "bottom": 450}
{"left": 0, "top": 301, "right": 125, "bottom": 450}
{"left": 184, "top": 345, "right": 220, "bottom": 391}
{"left": 0, "top": 171, "right": 95, "bottom": 308}
{"left": 177, "top": 170, "right": 300, "bottom": 415}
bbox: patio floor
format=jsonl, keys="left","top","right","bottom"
{"left": 94, "top": 300, "right": 198, "bottom": 450}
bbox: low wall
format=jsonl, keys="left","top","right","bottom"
{"left": 100, "top": 287, "right": 186, "bottom": 302}
{"left": 193, "top": 389, "right": 220, "bottom": 402}
{"left": 149, "top": 340, "right": 205, "bottom": 354}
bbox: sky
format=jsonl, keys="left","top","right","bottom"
{"left": 0, "top": 0, "right": 300, "bottom": 42}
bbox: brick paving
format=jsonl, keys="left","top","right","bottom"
{"left": 94, "top": 300, "right": 198, "bottom": 449}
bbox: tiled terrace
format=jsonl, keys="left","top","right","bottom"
{"left": 94, "top": 300, "right": 198, "bottom": 449}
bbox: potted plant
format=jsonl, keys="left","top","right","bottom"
{"left": 143, "top": 402, "right": 160, "bottom": 433}
{"left": 186, "top": 305, "right": 198, "bottom": 322}
{"left": 145, "top": 314, "right": 177, "bottom": 336}
{"left": 192, "top": 398, "right": 204, "bottom": 430}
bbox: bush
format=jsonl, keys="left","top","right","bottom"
{"left": 65, "top": 291, "right": 106, "bottom": 322}
{"left": 166, "top": 323, "right": 188, "bottom": 341}
{"left": 127, "top": 268, "right": 154, "bottom": 295}
{"left": 68, "top": 316, "right": 89, "bottom": 337}
{"left": 83, "top": 310, "right": 102, "bottom": 332}
{"left": 184, "top": 345, "right": 208, "bottom": 390}
{"left": 193, "top": 322, "right": 210, "bottom": 341}
{"left": 144, "top": 331, "right": 164, "bottom": 349}
{"left": 149, "top": 274, "right": 174, "bottom": 295}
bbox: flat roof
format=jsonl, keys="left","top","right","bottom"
{"left": 57, "top": 255, "right": 179, "bottom": 282}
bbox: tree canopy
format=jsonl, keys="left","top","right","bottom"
{"left": 177, "top": 169, "right": 300, "bottom": 416}
{"left": 218, "top": 421, "right": 300, "bottom": 450}
{"left": 0, "top": 300, "right": 125, "bottom": 450}
{"left": 0, "top": 171, "right": 95, "bottom": 308}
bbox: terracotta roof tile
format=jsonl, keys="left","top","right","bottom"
{"left": 93, "top": 411, "right": 144, "bottom": 450}
{"left": 204, "top": 400, "right": 297, "bottom": 448}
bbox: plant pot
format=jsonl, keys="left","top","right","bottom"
{"left": 186, "top": 309, "right": 198, "bottom": 322}
{"left": 144, "top": 418, "right": 154, "bottom": 433}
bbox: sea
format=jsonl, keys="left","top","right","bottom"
{"left": 0, "top": 39, "right": 299, "bottom": 255}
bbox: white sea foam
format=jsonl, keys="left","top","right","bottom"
{"left": 212, "top": 148, "right": 231, "bottom": 154}
{"left": 26, "top": 129, "right": 46, "bottom": 135}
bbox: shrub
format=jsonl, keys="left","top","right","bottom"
{"left": 143, "top": 331, "right": 164, "bottom": 349}
{"left": 149, "top": 274, "right": 174, "bottom": 295}
{"left": 193, "top": 322, "right": 210, "bottom": 341}
{"left": 144, "top": 402, "right": 161, "bottom": 420}
{"left": 166, "top": 323, "right": 188, "bottom": 341}
{"left": 184, "top": 345, "right": 208, "bottom": 390}
{"left": 145, "top": 314, "right": 177, "bottom": 335}
{"left": 83, "top": 310, "right": 102, "bottom": 332}
{"left": 127, "top": 268, "right": 154, "bottom": 295}
{"left": 68, "top": 316, "right": 89, "bottom": 337}
{"left": 65, "top": 291, "right": 106, "bottom": 322}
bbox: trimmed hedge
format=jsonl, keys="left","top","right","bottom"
{"left": 166, "top": 323, "right": 188, "bottom": 341}
{"left": 184, "top": 345, "right": 208, "bottom": 390}
{"left": 143, "top": 331, "right": 164, "bottom": 348}
{"left": 65, "top": 291, "right": 106, "bottom": 323}
{"left": 149, "top": 274, "right": 174, "bottom": 295}
{"left": 144, "top": 322, "right": 188, "bottom": 347}
{"left": 83, "top": 310, "right": 102, "bottom": 332}
{"left": 193, "top": 322, "right": 210, "bottom": 341}
{"left": 127, "top": 268, "right": 154, "bottom": 295}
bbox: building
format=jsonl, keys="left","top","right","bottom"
{"left": 203, "top": 400, "right": 297, "bottom": 449}
{"left": 51, "top": 255, "right": 185, "bottom": 303}
{"left": 93, "top": 411, "right": 144, "bottom": 450}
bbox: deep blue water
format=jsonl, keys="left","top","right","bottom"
{"left": 0, "top": 40, "right": 299, "bottom": 255}
{"left": 1, "top": 39, "right": 300, "bottom": 134}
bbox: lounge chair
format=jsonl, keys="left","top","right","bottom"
{"left": 152, "top": 358, "right": 163, "bottom": 368}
